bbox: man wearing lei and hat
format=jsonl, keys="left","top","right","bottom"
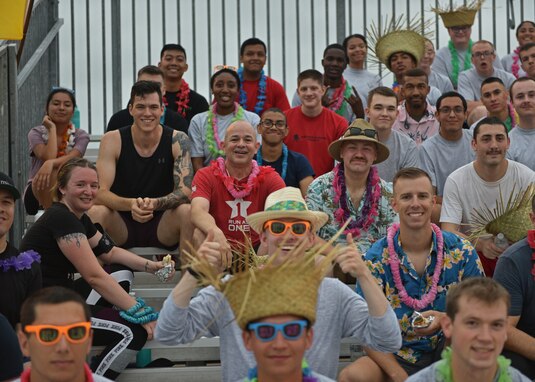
{"left": 492, "top": 193, "right": 535, "bottom": 379}
{"left": 306, "top": 118, "right": 398, "bottom": 257}
{"left": 0, "top": 172, "right": 42, "bottom": 329}
{"left": 339, "top": 167, "right": 484, "bottom": 382}
{"left": 432, "top": 0, "right": 503, "bottom": 90}
{"left": 156, "top": 187, "right": 401, "bottom": 381}
{"left": 407, "top": 277, "right": 530, "bottom": 382}
{"left": 237, "top": 37, "right": 290, "bottom": 116}
{"left": 190, "top": 120, "right": 285, "bottom": 256}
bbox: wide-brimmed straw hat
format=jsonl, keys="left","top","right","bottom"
{"left": 246, "top": 187, "right": 328, "bottom": 234}
{"left": 328, "top": 119, "right": 390, "bottom": 164}
{"left": 432, "top": 0, "right": 483, "bottom": 28}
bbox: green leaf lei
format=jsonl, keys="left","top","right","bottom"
{"left": 449, "top": 39, "right": 473, "bottom": 88}
{"left": 205, "top": 103, "right": 245, "bottom": 158}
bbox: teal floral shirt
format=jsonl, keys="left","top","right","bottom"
{"left": 306, "top": 169, "right": 398, "bottom": 254}
{"left": 357, "top": 230, "right": 484, "bottom": 363}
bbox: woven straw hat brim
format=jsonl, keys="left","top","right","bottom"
{"left": 439, "top": 10, "right": 478, "bottom": 28}
{"left": 328, "top": 136, "right": 390, "bottom": 164}
{"left": 246, "top": 210, "right": 329, "bottom": 234}
{"left": 376, "top": 30, "right": 425, "bottom": 69}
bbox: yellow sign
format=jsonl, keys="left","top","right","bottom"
{"left": 0, "top": 0, "right": 28, "bottom": 40}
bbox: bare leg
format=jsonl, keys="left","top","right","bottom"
{"left": 87, "top": 205, "right": 129, "bottom": 245}
{"left": 158, "top": 204, "right": 192, "bottom": 267}
{"left": 338, "top": 356, "right": 390, "bottom": 382}
{"left": 32, "top": 171, "right": 58, "bottom": 209}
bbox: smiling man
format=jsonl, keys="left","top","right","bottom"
{"left": 16, "top": 286, "right": 112, "bottom": 382}
{"left": 339, "top": 167, "right": 484, "bottom": 382}
{"left": 237, "top": 38, "right": 290, "bottom": 116}
{"left": 407, "top": 277, "right": 530, "bottom": 382}
{"left": 89, "top": 81, "right": 193, "bottom": 261}
{"left": 441, "top": 117, "right": 535, "bottom": 276}
{"left": 507, "top": 77, "right": 535, "bottom": 169}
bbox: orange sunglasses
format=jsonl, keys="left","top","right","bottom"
{"left": 263, "top": 220, "right": 311, "bottom": 236}
{"left": 25, "top": 322, "right": 92, "bottom": 345}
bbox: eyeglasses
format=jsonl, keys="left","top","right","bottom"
{"left": 261, "top": 119, "right": 286, "bottom": 129}
{"left": 247, "top": 320, "right": 308, "bottom": 342}
{"left": 263, "top": 220, "right": 311, "bottom": 236}
{"left": 450, "top": 25, "right": 470, "bottom": 33}
{"left": 472, "top": 51, "right": 494, "bottom": 59}
{"left": 347, "top": 127, "right": 377, "bottom": 139}
{"left": 438, "top": 106, "right": 465, "bottom": 115}
{"left": 213, "top": 64, "right": 238, "bottom": 73}
{"left": 25, "top": 322, "right": 91, "bottom": 345}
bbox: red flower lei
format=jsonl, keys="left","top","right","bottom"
{"left": 163, "top": 80, "right": 190, "bottom": 118}
{"left": 387, "top": 223, "right": 444, "bottom": 310}
{"left": 333, "top": 164, "right": 381, "bottom": 238}
{"left": 57, "top": 123, "right": 75, "bottom": 157}
{"left": 512, "top": 47, "right": 521, "bottom": 79}
{"left": 527, "top": 230, "right": 535, "bottom": 280}
{"left": 213, "top": 157, "right": 262, "bottom": 199}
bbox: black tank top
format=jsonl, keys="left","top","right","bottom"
{"left": 110, "top": 126, "right": 174, "bottom": 198}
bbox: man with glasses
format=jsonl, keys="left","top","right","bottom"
{"left": 420, "top": 92, "right": 474, "bottom": 206}
{"left": 433, "top": 3, "right": 503, "bottom": 90}
{"left": 307, "top": 119, "right": 398, "bottom": 255}
{"left": 16, "top": 286, "right": 112, "bottom": 382}
{"left": 441, "top": 117, "right": 535, "bottom": 276}
{"left": 458, "top": 41, "right": 515, "bottom": 115}
{"left": 156, "top": 187, "right": 401, "bottom": 381}
{"left": 256, "top": 108, "right": 314, "bottom": 196}
{"left": 519, "top": 42, "right": 535, "bottom": 80}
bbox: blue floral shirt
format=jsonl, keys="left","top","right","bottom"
{"left": 356, "top": 229, "right": 484, "bottom": 363}
{"left": 306, "top": 169, "right": 398, "bottom": 254}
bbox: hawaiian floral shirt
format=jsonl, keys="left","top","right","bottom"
{"left": 357, "top": 229, "right": 484, "bottom": 363}
{"left": 306, "top": 169, "right": 398, "bottom": 254}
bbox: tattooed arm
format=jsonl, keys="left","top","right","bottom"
{"left": 155, "top": 131, "right": 193, "bottom": 210}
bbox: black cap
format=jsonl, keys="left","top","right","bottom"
{"left": 0, "top": 172, "right": 20, "bottom": 200}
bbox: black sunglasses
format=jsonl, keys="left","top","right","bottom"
{"left": 347, "top": 127, "right": 377, "bottom": 139}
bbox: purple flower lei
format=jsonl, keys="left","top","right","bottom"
{"left": 238, "top": 66, "right": 267, "bottom": 115}
{"left": 1, "top": 250, "right": 41, "bottom": 272}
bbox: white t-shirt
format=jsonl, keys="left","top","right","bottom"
{"left": 440, "top": 160, "right": 535, "bottom": 233}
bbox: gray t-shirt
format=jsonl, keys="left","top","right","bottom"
{"left": 292, "top": 87, "right": 356, "bottom": 124}
{"left": 406, "top": 361, "right": 530, "bottom": 382}
{"left": 233, "top": 371, "right": 336, "bottom": 382}
{"left": 419, "top": 130, "right": 474, "bottom": 196}
{"left": 188, "top": 109, "right": 261, "bottom": 166}
{"left": 426, "top": 85, "right": 444, "bottom": 107}
{"left": 375, "top": 129, "right": 420, "bottom": 182}
{"left": 343, "top": 67, "right": 383, "bottom": 110}
{"left": 428, "top": 70, "right": 454, "bottom": 94}
{"left": 458, "top": 68, "right": 516, "bottom": 101}
{"left": 155, "top": 277, "right": 401, "bottom": 382}
{"left": 501, "top": 52, "right": 527, "bottom": 78}
{"left": 507, "top": 126, "right": 535, "bottom": 170}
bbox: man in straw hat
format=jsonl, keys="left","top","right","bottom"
{"left": 407, "top": 277, "right": 530, "bottom": 382}
{"left": 339, "top": 167, "right": 484, "bottom": 382}
{"left": 440, "top": 117, "right": 535, "bottom": 276}
{"left": 493, "top": 193, "right": 535, "bottom": 379}
{"left": 155, "top": 187, "right": 401, "bottom": 381}
{"left": 432, "top": 0, "right": 503, "bottom": 90}
{"left": 307, "top": 118, "right": 398, "bottom": 256}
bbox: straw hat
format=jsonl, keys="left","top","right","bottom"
{"left": 328, "top": 119, "right": 390, "bottom": 164}
{"left": 367, "top": 15, "right": 429, "bottom": 71}
{"left": 432, "top": 0, "right": 483, "bottom": 28}
{"left": 246, "top": 187, "right": 328, "bottom": 234}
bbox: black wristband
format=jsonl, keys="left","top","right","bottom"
{"left": 186, "top": 267, "right": 202, "bottom": 279}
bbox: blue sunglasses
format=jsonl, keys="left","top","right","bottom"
{"left": 247, "top": 320, "right": 308, "bottom": 342}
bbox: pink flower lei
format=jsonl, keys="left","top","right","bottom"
{"left": 215, "top": 157, "right": 261, "bottom": 199}
{"left": 333, "top": 164, "right": 381, "bottom": 238}
{"left": 512, "top": 47, "right": 521, "bottom": 79}
{"left": 387, "top": 222, "right": 444, "bottom": 310}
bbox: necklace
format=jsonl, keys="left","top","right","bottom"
{"left": 256, "top": 144, "right": 288, "bottom": 180}
{"left": 436, "top": 347, "right": 512, "bottom": 382}
{"left": 449, "top": 39, "right": 473, "bottom": 88}
{"left": 333, "top": 164, "right": 381, "bottom": 238}
{"left": 238, "top": 67, "right": 267, "bottom": 115}
{"left": 163, "top": 80, "right": 190, "bottom": 118}
{"left": 387, "top": 222, "right": 444, "bottom": 310}
{"left": 245, "top": 359, "right": 318, "bottom": 382}
{"left": 214, "top": 157, "right": 261, "bottom": 199}
{"left": 57, "top": 123, "right": 76, "bottom": 157}
{"left": 205, "top": 102, "right": 244, "bottom": 157}
{"left": 0, "top": 250, "right": 40, "bottom": 272}
{"left": 512, "top": 47, "right": 521, "bottom": 79}
{"left": 328, "top": 78, "right": 352, "bottom": 116}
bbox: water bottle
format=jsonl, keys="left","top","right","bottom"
{"left": 494, "top": 233, "right": 509, "bottom": 250}
{"left": 71, "top": 106, "right": 80, "bottom": 129}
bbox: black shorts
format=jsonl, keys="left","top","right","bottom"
{"left": 395, "top": 336, "right": 446, "bottom": 376}
{"left": 118, "top": 210, "right": 178, "bottom": 250}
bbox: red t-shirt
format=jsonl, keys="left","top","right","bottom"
{"left": 238, "top": 76, "right": 291, "bottom": 115}
{"left": 284, "top": 107, "right": 348, "bottom": 177}
{"left": 191, "top": 163, "right": 285, "bottom": 247}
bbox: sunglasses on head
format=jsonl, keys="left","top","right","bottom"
{"left": 51, "top": 86, "right": 75, "bottom": 95}
{"left": 263, "top": 220, "right": 311, "bottom": 236}
{"left": 247, "top": 320, "right": 308, "bottom": 342}
{"left": 25, "top": 322, "right": 91, "bottom": 345}
{"left": 347, "top": 127, "right": 377, "bottom": 139}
